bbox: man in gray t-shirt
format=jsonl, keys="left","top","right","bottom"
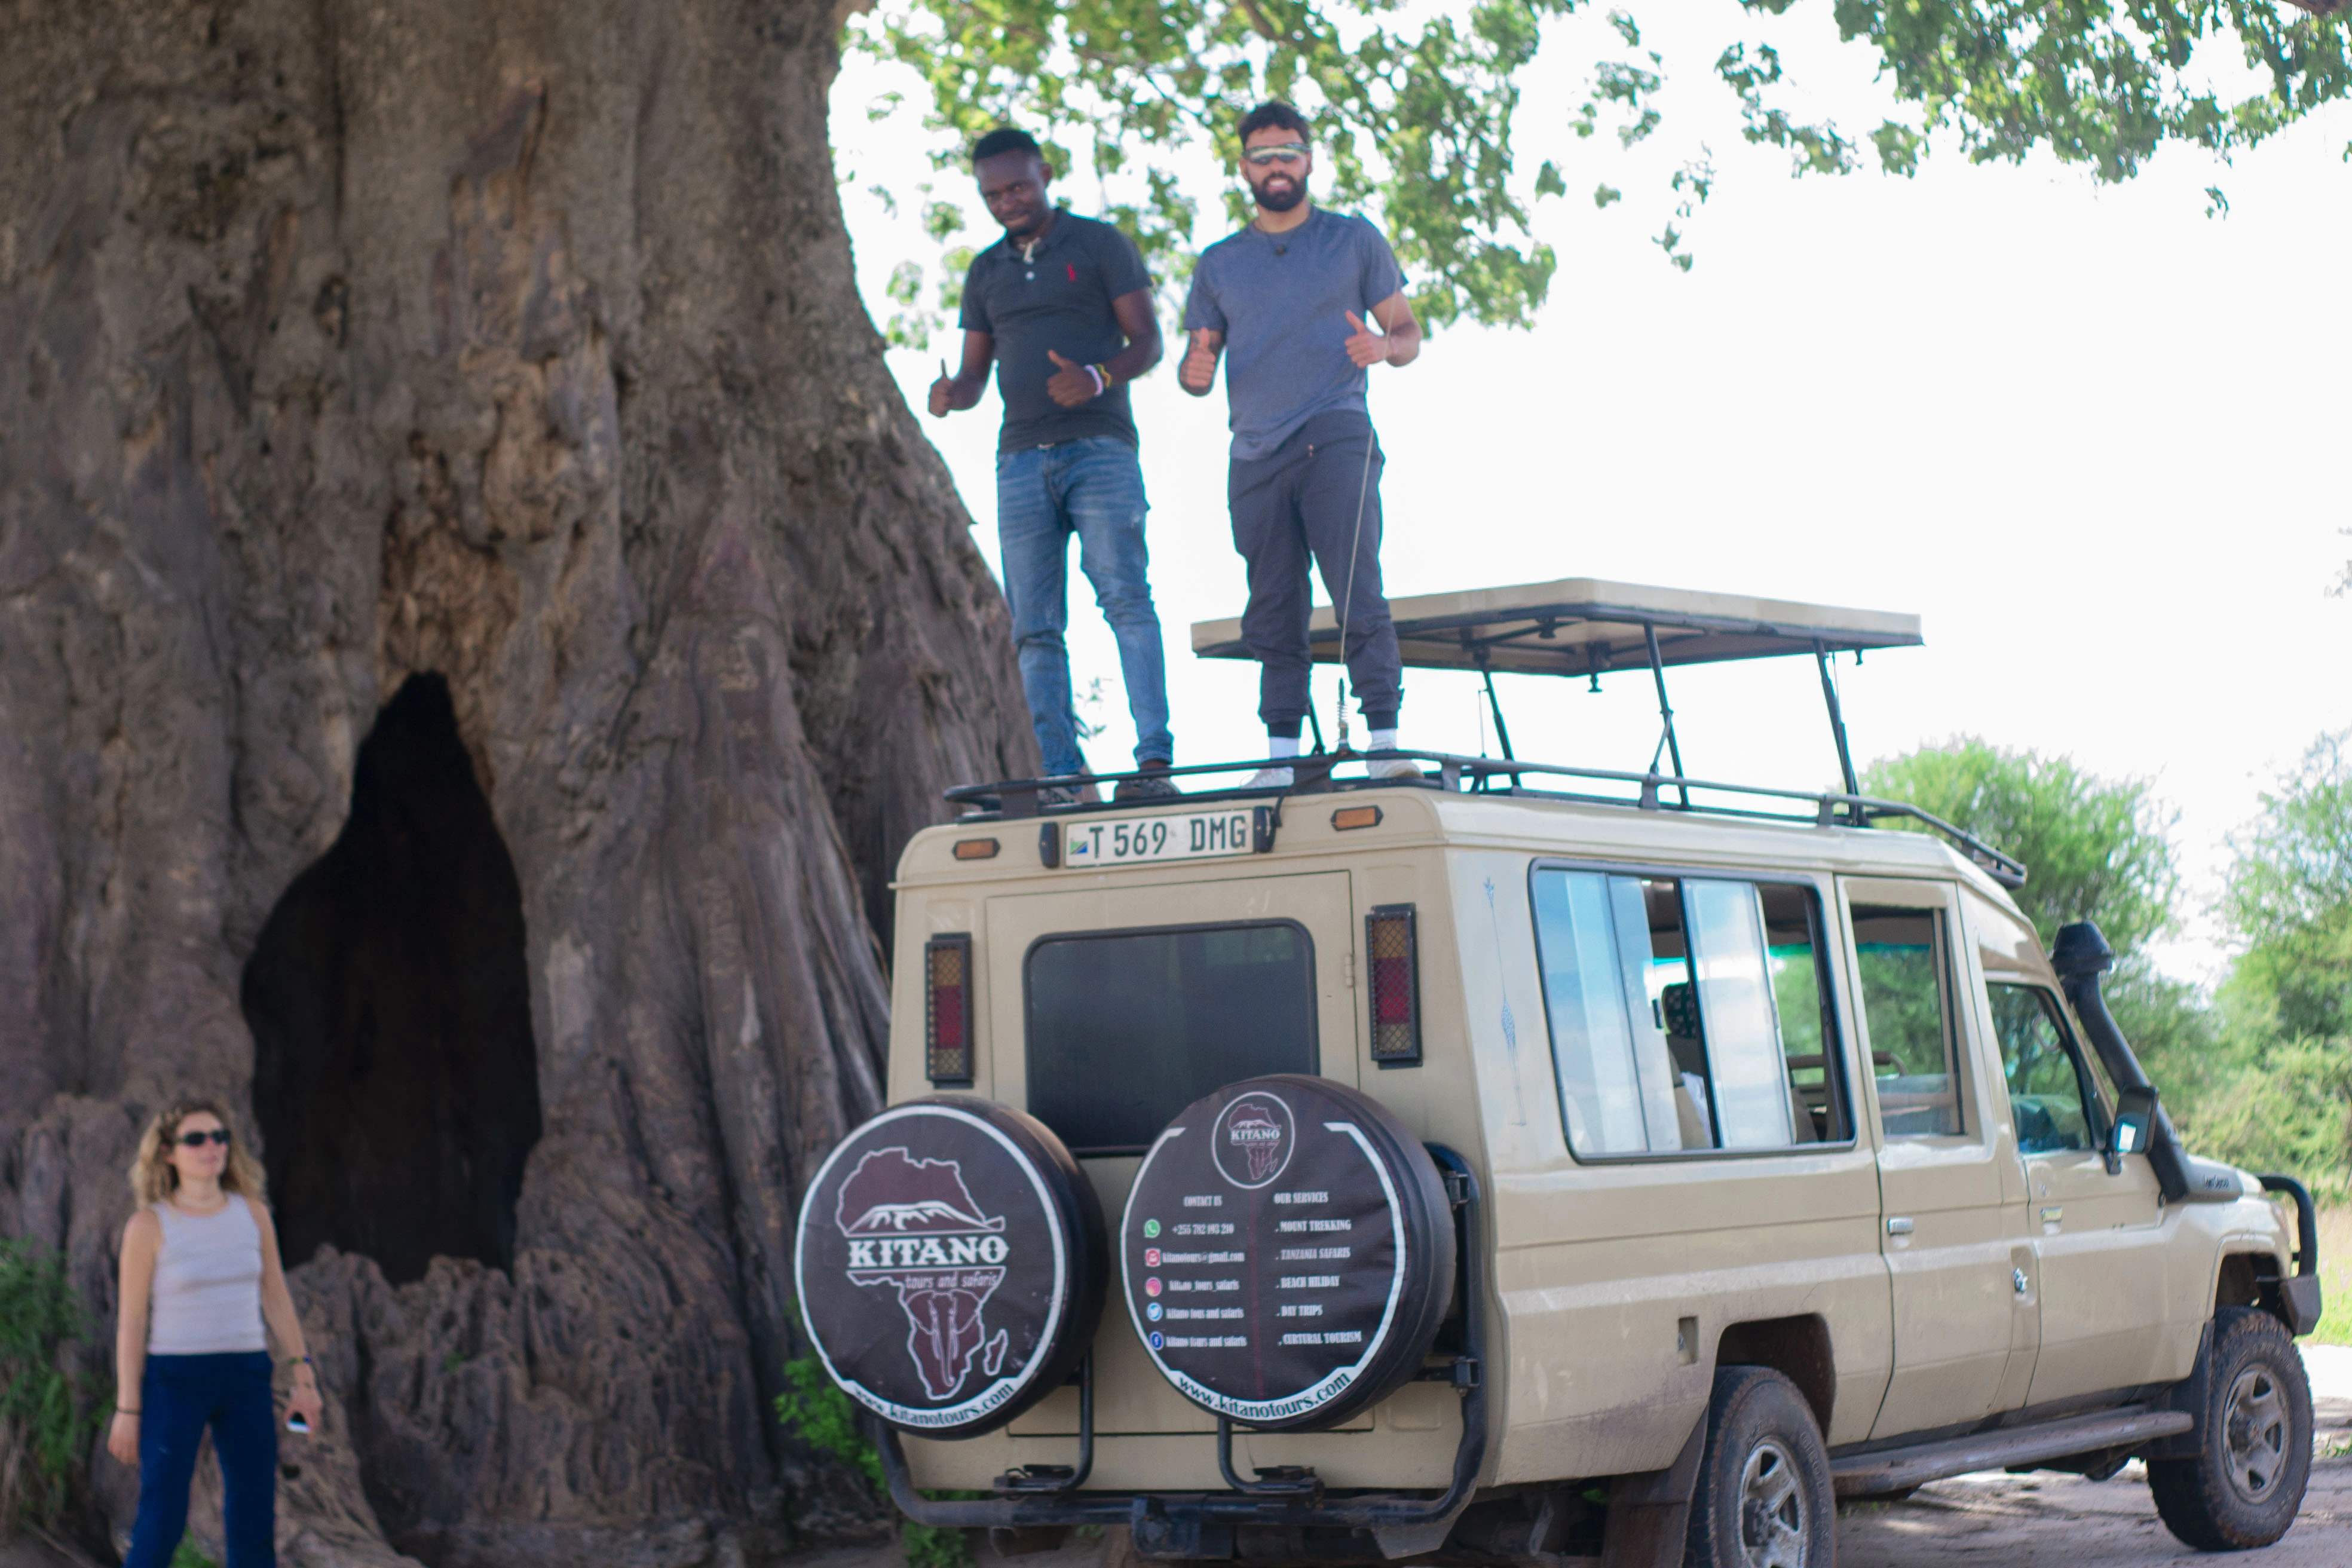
{"left": 1181, "top": 102, "right": 1423, "bottom": 786}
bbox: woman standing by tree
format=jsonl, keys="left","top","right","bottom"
{"left": 106, "top": 1100, "right": 324, "bottom": 1566}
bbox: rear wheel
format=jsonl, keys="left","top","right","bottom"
{"left": 2149, "top": 1304, "right": 2312, "bottom": 1551}
{"left": 1683, "top": 1367, "right": 1834, "bottom": 1568}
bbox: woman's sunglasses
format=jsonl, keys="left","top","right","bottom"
{"left": 176, "top": 1128, "right": 232, "bottom": 1147}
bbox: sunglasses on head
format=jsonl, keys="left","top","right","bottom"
{"left": 176, "top": 1128, "right": 231, "bottom": 1147}
{"left": 1244, "top": 143, "right": 1308, "bottom": 167}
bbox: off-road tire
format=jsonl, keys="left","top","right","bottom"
{"left": 1683, "top": 1366, "right": 1835, "bottom": 1568}
{"left": 2149, "top": 1304, "right": 2312, "bottom": 1551}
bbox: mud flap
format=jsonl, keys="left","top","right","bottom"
{"left": 2144, "top": 1320, "right": 2215, "bottom": 1462}
{"left": 1371, "top": 1515, "right": 1458, "bottom": 1560}
{"left": 1601, "top": 1414, "right": 1707, "bottom": 1568}
{"left": 2281, "top": 1274, "right": 2323, "bottom": 1337}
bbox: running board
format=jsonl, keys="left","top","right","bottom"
{"left": 1830, "top": 1406, "right": 2192, "bottom": 1497}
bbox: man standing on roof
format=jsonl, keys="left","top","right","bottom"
{"left": 932, "top": 127, "right": 1179, "bottom": 802}
{"left": 1180, "top": 100, "right": 1422, "bottom": 787}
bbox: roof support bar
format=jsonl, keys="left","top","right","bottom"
{"left": 1469, "top": 649, "right": 1517, "bottom": 764}
{"left": 1814, "top": 639, "right": 1861, "bottom": 802}
{"left": 1643, "top": 624, "right": 1690, "bottom": 808}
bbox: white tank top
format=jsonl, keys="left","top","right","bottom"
{"left": 148, "top": 1199, "right": 268, "bottom": 1355}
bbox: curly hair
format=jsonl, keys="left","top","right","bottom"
{"left": 129, "top": 1097, "right": 268, "bottom": 1206}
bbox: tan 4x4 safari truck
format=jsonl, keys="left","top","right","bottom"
{"left": 791, "top": 580, "right": 2323, "bottom": 1568}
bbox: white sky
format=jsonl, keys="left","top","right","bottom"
{"left": 829, "top": 4, "right": 2351, "bottom": 985}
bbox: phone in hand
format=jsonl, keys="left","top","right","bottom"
{"left": 286, "top": 1412, "right": 310, "bottom": 1435}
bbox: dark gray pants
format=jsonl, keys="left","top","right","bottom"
{"left": 1227, "top": 411, "right": 1402, "bottom": 736}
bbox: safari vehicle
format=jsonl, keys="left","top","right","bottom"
{"left": 792, "top": 580, "right": 2322, "bottom": 1568}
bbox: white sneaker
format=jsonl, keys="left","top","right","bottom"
{"left": 1366, "top": 755, "right": 1420, "bottom": 780}
{"left": 1245, "top": 766, "right": 1296, "bottom": 789}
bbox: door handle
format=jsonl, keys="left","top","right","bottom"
{"left": 1885, "top": 1216, "right": 1915, "bottom": 1236}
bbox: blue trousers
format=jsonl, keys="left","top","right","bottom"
{"left": 996, "top": 437, "right": 1174, "bottom": 777}
{"left": 125, "top": 1352, "right": 277, "bottom": 1568}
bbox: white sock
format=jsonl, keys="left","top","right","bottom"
{"left": 1269, "top": 735, "right": 1302, "bottom": 759}
{"left": 1370, "top": 728, "right": 1399, "bottom": 752}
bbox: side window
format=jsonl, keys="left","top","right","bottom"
{"left": 1851, "top": 904, "right": 1964, "bottom": 1138}
{"left": 1989, "top": 984, "right": 2104, "bottom": 1154}
{"left": 1532, "top": 869, "right": 1846, "bottom": 1156}
{"left": 1760, "top": 884, "right": 1851, "bottom": 1144}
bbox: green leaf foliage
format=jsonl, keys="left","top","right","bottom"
{"left": 0, "top": 1238, "right": 109, "bottom": 1531}
{"left": 773, "top": 1349, "right": 981, "bottom": 1565}
{"left": 774, "top": 1351, "right": 883, "bottom": 1486}
{"left": 856, "top": 0, "right": 1572, "bottom": 330}
{"left": 2223, "top": 728, "right": 2352, "bottom": 1040}
{"left": 1862, "top": 737, "right": 2180, "bottom": 955}
{"left": 1861, "top": 732, "right": 2352, "bottom": 1198}
{"left": 852, "top": 1, "right": 2350, "bottom": 314}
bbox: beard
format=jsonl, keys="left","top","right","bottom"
{"left": 1253, "top": 177, "right": 1305, "bottom": 213}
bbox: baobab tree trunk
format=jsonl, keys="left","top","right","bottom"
{"left": 0, "top": 1, "right": 1032, "bottom": 1563}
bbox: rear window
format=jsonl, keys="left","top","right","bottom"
{"left": 1024, "top": 921, "right": 1317, "bottom": 1155}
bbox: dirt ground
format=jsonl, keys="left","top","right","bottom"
{"left": 10, "top": 1346, "right": 2347, "bottom": 1568}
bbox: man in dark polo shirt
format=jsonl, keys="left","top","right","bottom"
{"left": 1180, "top": 101, "right": 1422, "bottom": 788}
{"left": 930, "top": 128, "right": 1177, "bottom": 802}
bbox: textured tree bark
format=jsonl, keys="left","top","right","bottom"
{"left": 0, "top": 1, "right": 1032, "bottom": 1563}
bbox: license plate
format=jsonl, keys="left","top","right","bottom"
{"left": 1062, "top": 808, "right": 1262, "bottom": 867}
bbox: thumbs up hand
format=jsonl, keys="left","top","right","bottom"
{"left": 1046, "top": 349, "right": 1102, "bottom": 408}
{"left": 1343, "top": 310, "right": 1391, "bottom": 369}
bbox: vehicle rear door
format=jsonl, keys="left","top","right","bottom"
{"left": 985, "top": 869, "right": 1359, "bottom": 1437}
{"left": 1960, "top": 889, "right": 2173, "bottom": 1405}
{"left": 1841, "top": 877, "right": 2038, "bottom": 1439}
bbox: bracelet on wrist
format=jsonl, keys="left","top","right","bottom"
{"left": 1084, "top": 365, "right": 1106, "bottom": 397}
{"left": 117, "top": 1407, "right": 141, "bottom": 1416}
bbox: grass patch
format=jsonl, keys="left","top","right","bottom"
{"left": 0, "top": 1238, "right": 109, "bottom": 1532}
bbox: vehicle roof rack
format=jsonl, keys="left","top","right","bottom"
{"left": 1195, "top": 575, "right": 1918, "bottom": 803}
{"left": 941, "top": 749, "right": 2027, "bottom": 890}
{"left": 939, "top": 577, "right": 2026, "bottom": 890}
{"left": 1190, "top": 577, "right": 1921, "bottom": 679}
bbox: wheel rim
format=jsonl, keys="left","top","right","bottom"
{"left": 2221, "top": 1365, "right": 2288, "bottom": 1504}
{"left": 1738, "top": 1437, "right": 1810, "bottom": 1568}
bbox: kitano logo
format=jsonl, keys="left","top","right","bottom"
{"left": 1212, "top": 1093, "right": 1296, "bottom": 1189}
{"left": 836, "top": 1147, "right": 1012, "bottom": 1402}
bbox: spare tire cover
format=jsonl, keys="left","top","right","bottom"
{"left": 1119, "top": 1074, "right": 1456, "bottom": 1431}
{"left": 795, "top": 1097, "right": 1105, "bottom": 1437}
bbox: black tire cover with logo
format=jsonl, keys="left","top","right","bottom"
{"left": 1119, "top": 1074, "right": 1456, "bottom": 1432}
{"left": 795, "top": 1096, "right": 1105, "bottom": 1438}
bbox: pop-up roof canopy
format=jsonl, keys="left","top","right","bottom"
{"left": 1192, "top": 576, "right": 1922, "bottom": 803}
{"left": 950, "top": 577, "right": 2017, "bottom": 887}
{"left": 1189, "top": 577, "right": 1922, "bottom": 678}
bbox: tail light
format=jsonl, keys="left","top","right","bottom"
{"left": 1365, "top": 905, "right": 1422, "bottom": 1066}
{"left": 925, "top": 935, "right": 975, "bottom": 1085}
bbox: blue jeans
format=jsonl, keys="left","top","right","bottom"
{"left": 996, "top": 437, "right": 1173, "bottom": 777}
{"left": 125, "top": 1352, "right": 277, "bottom": 1568}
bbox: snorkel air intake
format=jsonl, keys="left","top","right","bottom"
{"left": 2051, "top": 921, "right": 2239, "bottom": 1205}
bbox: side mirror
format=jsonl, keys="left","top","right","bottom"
{"left": 2108, "top": 1085, "right": 2158, "bottom": 1175}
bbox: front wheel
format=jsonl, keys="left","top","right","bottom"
{"left": 1683, "top": 1366, "right": 1835, "bottom": 1568}
{"left": 2149, "top": 1304, "right": 2313, "bottom": 1551}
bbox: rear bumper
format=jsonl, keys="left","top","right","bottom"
{"left": 877, "top": 1149, "right": 1489, "bottom": 1558}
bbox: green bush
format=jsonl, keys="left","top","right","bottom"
{"left": 774, "top": 1352, "right": 882, "bottom": 1486}
{"left": 773, "top": 1350, "right": 975, "bottom": 1568}
{"left": 0, "top": 1237, "right": 109, "bottom": 1532}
